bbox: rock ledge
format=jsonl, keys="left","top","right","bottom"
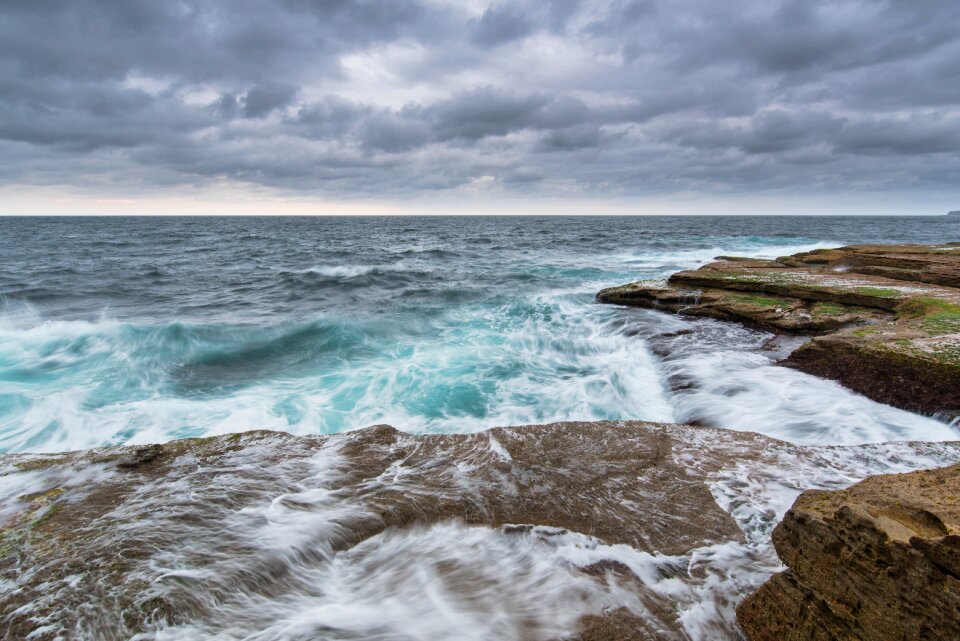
{"left": 598, "top": 243, "right": 960, "bottom": 413}
{"left": 737, "top": 463, "right": 960, "bottom": 641}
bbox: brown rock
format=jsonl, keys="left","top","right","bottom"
{"left": 737, "top": 464, "right": 960, "bottom": 641}
{"left": 782, "top": 328, "right": 960, "bottom": 414}
{"left": 790, "top": 243, "right": 960, "bottom": 288}
{"left": 573, "top": 609, "right": 669, "bottom": 641}
{"left": 0, "top": 421, "right": 761, "bottom": 640}
{"left": 597, "top": 243, "right": 960, "bottom": 413}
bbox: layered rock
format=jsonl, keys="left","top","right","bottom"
{"left": 737, "top": 463, "right": 960, "bottom": 641}
{"left": 783, "top": 243, "right": 960, "bottom": 288}
{"left": 597, "top": 243, "right": 960, "bottom": 413}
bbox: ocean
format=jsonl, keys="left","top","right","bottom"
{"left": 3, "top": 215, "right": 960, "bottom": 640}
{"left": 1, "top": 215, "right": 958, "bottom": 453}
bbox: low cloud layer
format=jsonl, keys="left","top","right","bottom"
{"left": 1, "top": 0, "right": 959, "bottom": 209}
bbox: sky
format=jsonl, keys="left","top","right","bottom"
{"left": 1, "top": 0, "right": 959, "bottom": 215}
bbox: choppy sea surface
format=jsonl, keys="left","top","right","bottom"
{"left": 3, "top": 215, "right": 960, "bottom": 641}
{"left": 1, "top": 215, "right": 959, "bottom": 453}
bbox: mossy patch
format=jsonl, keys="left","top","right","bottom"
{"left": 719, "top": 271, "right": 792, "bottom": 285}
{"left": 13, "top": 455, "right": 69, "bottom": 473}
{"left": 851, "top": 286, "right": 901, "bottom": 298}
{"left": 0, "top": 529, "right": 25, "bottom": 558}
{"left": 937, "top": 343, "right": 960, "bottom": 364}
{"left": 924, "top": 313, "right": 960, "bottom": 336}
{"left": 883, "top": 340, "right": 960, "bottom": 366}
{"left": 897, "top": 297, "right": 960, "bottom": 335}
{"left": 866, "top": 329, "right": 960, "bottom": 366}
{"left": 726, "top": 294, "right": 792, "bottom": 308}
{"left": 852, "top": 326, "right": 882, "bottom": 338}
{"left": 898, "top": 296, "right": 958, "bottom": 316}
{"left": 812, "top": 302, "right": 849, "bottom": 316}
{"left": 20, "top": 486, "right": 66, "bottom": 503}
{"left": 31, "top": 502, "right": 62, "bottom": 529}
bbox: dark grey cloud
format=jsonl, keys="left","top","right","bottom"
{"left": 241, "top": 83, "right": 300, "bottom": 118}
{"left": 835, "top": 114, "right": 960, "bottom": 155}
{"left": 471, "top": 5, "right": 535, "bottom": 46}
{"left": 1, "top": 0, "right": 959, "bottom": 202}
{"left": 427, "top": 89, "right": 554, "bottom": 141}
{"left": 537, "top": 125, "right": 604, "bottom": 152}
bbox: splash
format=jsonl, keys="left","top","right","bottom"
{"left": 1, "top": 231, "right": 952, "bottom": 452}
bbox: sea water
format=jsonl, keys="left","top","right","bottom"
{"left": 1, "top": 215, "right": 958, "bottom": 452}
{"left": 3, "top": 215, "right": 960, "bottom": 640}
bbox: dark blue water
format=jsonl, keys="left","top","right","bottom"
{"left": 1, "top": 216, "right": 958, "bottom": 452}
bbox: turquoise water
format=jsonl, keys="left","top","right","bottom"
{"left": 1, "top": 216, "right": 958, "bottom": 452}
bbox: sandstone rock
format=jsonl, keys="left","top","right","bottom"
{"left": 782, "top": 329, "right": 960, "bottom": 415}
{"left": 597, "top": 243, "right": 960, "bottom": 413}
{"left": 737, "top": 463, "right": 960, "bottom": 641}
{"left": 789, "top": 243, "right": 960, "bottom": 288}
{"left": 783, "top": 295, "right": 960, "bottom": 413}
{"left": 0, "top": 421, "right": 764, "bottom": 640}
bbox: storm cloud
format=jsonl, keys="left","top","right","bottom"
{"left": 1, "top": 0, "right": 958, "bottom": 206}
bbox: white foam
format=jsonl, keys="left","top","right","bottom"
{"left": 155, "top": 523, "right": 613, "bottom": 641}
{"left": 124, "top": 434, "right": 960, "bottom": 641}
{"left": 613, "top": 240, "right": 839, "bottom": 271}
{"left": 664, "top": 348, "right": 954, "bottom": 445}
{"left": 5, "top": 424, "right": 959, "bottom": 640}
{"left": 0, "top": 291, "right": 678, "bottom": 453}
{"left": 2, "top": 234, "right": 949, "bottom": 453}
{"left": 297, "top": 262, "right": 411, "bottom": 278}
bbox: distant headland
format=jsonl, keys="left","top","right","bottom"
{"left": 949, "top": 210, "right": 960, "bottom": 216}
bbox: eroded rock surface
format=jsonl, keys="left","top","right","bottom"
{"left": 737, "top": 463, "right": 960, "bottom": 641}
{"left": 0, "top": 421, "right": 753, "bottom": 641}
{"left": 597, "top": 243, "right": 960, "bottom": 413}
{"left": 4, "top": 422, "right": 959, "bottom": 640}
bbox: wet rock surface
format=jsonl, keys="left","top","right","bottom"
{"left": 0, "top": 421, "right": 750, "bottom": 640}
{"left": 737, "top": 463, "right": 960, "bottom": 641}
{"left": 597, "top": 243, "right": 960, "bottom": 413}
{"left": 3, "top": 422, "right": 959, "bottom": 640}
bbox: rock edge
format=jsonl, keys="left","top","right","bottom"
{"left": 597, "top": 243, "right": 960, "bottom": 414}
{"left": 736, "top": 463, "right": 960, "bottom": 641}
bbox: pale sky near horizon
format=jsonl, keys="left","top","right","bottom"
{"left": 2, "top": 1, "right": 959, "bottom": 215}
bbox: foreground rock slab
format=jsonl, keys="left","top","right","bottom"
{"left": 737, "top": 463, "right": 960, "bottom": 641}
{"left": 4, "top": 422, "right": 959, "bottom": 640}
{"left": 0, "top": 421, "right": 754, "bottom": 641}
{"left": 597, "top": 243, "right": 960, "bottom": 414}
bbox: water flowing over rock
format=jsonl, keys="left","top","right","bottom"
{"left": 0, "top": 421, "right": 741, "bottom": 641}
{"left": 737, "top": 463, "right": 960, "bottom": 641}
{"left": 4, "top": 421, "right": 959, "bottom": 640}
{"left": 597, "top": 243, "right": 960, "bottom": 414}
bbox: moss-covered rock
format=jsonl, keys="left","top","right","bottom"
{"left": 597, "top": 243, "right": 960, "bottom": 413}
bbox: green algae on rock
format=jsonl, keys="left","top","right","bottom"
{"left": 597, "top": 243, "right": 960, "bottom": 414}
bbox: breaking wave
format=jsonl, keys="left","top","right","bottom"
{"left": 1, "top": 223, "right": 954, "bottom": 453}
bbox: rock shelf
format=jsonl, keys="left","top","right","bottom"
{"left": 598, "top": 243, "right": 960, "bottom": 414}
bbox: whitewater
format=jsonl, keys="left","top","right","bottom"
{"left": 2, "top": 216, "right": 957, "bottom": 452}
{"left": 1, "top": 215, "right": 959, "bottom": 640}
